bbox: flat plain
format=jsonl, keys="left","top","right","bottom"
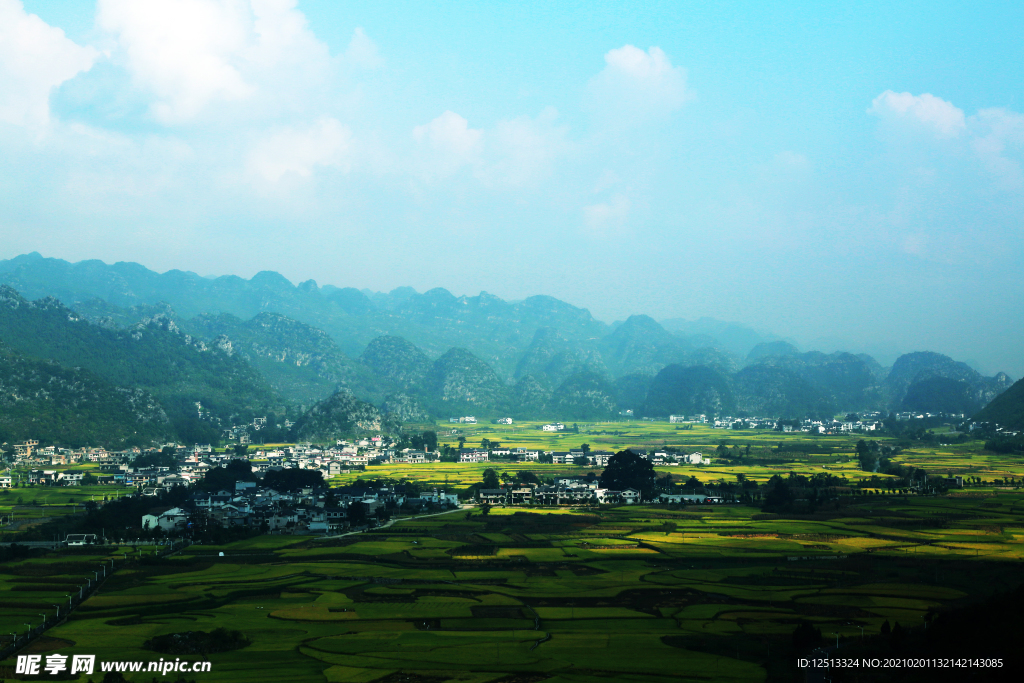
{"left": 3, "top": 423, "right": 1022, "bottom": 682}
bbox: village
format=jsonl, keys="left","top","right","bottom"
{"left": 0, "top": 428, "right": 740, "bottom": 541}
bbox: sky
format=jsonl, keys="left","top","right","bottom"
{"left": 0, "top": 0, "right": 1022, "bottom": 376}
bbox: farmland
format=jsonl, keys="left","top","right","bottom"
{"left": 4, "top": 489, "right": 1024, "bottom": 682}
{"left": 3, "top": 423, "right": 1023, "bottom": 681}
{"left": 327, "top": 420, "right": 1024, "bottom": 489}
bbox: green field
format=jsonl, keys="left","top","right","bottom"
{"left": 325, "top": 421, "right": 1024, "bottom": 489}
{"left": 4, "top": 488, "right": 1024, "bottom": 682}
{"left": 3, "top": 424, "right": 1023, "bottom": 681}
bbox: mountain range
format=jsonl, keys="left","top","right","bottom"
{"left": 0, "top": 253, "right": 1016, "bottom": 446}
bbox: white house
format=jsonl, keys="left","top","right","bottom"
{"left": 620, "top": 488, "right": 641, "bottom": 504}
{"left": 460, "top": 450, "right": 489, "bottom": 463}
{"left": 142, "top": 507, "right": 189, "bottom": 532}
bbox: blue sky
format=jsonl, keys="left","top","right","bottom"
{"left": 1, "top": 0, "right": 1022, "bottom": 376}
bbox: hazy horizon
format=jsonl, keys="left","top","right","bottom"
{"left": 1, "top": 1, "right": 1022, "bottom": 377}
{"left": 1, "top": 249, "right": 1013, "bottom": 379}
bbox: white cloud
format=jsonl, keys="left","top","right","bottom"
{"left": 484, "top": 107, "right": 568, "bottom": 187}
{"left": 344, "top": 27, "right": 382, "bottom": 69}
{"left": 869, "top": 91, "right": 1024, "bottom": 190}
{"left": 412, "top": 107, "right": 567, "bottom": 186}
{"left": 412, "top": 110, "right": 482, "bottom": 178}
{"left": 970, "top": 107, "right": 1024, "bottom": 189}
{"left": 248, "top": 117, "right": 351, "bottom": 181}
{"left": 868, "top": 90, "right": 966, "bottom": 138}
{"left": 0, "top": 0, "right": 98, "bottom": 128}
{"left": 583, "top": 192, "right": 630, "bottom": 234}
{"left": 586, "top": 45, "right": 688, "bottom": 124}
{"left": 97, "top": 0, "right": 331, "bottom": 124}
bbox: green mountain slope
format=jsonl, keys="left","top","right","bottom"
{"left": 0, "top": 344, "right": 171, "bottom": 447}
{"left": 551, "top": 371, "right": 618, "bottom": 420}
{"left": 183, "top": 311, "right": 377, "bottom": 406}
{"left": 425, "top": 348, "right": 508, "bottom": 415}
{"left": 973, "top": 376, "right": 1024, "bottom": 429}
{"left": 885, "top": 352, "right": 1010, "bottom": 412}
{"left": 0, "top": 286, "right": 279, "bottom": 442}
{"left": 514, "top": 327, "right": 608, "bottom": 389}
{"left": 291, "top": 391, "right": 398, "bottom": 442}
{"left": 743, "top": 351, "right": 884, "bottom": 412}
{"left": 642, "top": 365, "right": 735, "bottom": 417}
{"left": 733, "top": 364, "right": 833, "bottom": 418}
{"left": 359, "top": 336, "right": 432, "bottom": 394}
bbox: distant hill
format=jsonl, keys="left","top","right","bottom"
{"left": 733, "top": 364, "right": 833, "bottom": 418}
{"left": 599, "top": 315, "right": 692, "bottom": 376}
{"left": 747, "top": 340, "right": 801, "bottom": 361}
{"left": 661, "top": 317, "right": 780, "bottom": 359}
{"left": 741, "top": 350, "right": 884, "bottom": 412}
{"left": 182, "top": 311, "right": 376, "bottom": 406}
{"left": 0, "top": 253, "right": 610, "bottom": 379}
{"left": 551, "top": 371, "right": 618, "bottom": 421}
{"left": 0, "top": 285, "right": 280, "bottom": 443}
{"left": 885, "top": 352, "right": 1010, "bottom": 413}
{"left": 973, "top": 376, "right": 1024, "bottom": 429}
{"left": 425, "top": 348, "right": 508, "bottom": 415}
{"left": 290, "top": 391, "right": 397, "bottom": 442}
{"left": 0, "top": 343, "right": 171, "bottom": 447}
{"left": 1, "top": 254, "right": 1013, "bottom": 435}
{"left": 514, "top": 327, "right": 607, "bottom": 389}
{"left": 642, "top": 365, "right": 735, "bottom": 417}
{"left": 358, "top": 336, "right": 432, "bottom": 395}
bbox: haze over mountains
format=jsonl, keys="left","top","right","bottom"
{"left": 0, "top": 252, "right": 1018, "bottom": 446}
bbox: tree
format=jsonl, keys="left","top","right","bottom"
{"left": 580, "top": 443, "right": 591, "bottom": 454}
{"left": 422, "top": 431, "right": 438, "bottom": 451}
{"left": 201, "top": 459, "right": 256, "bottom": 492}
{"left": 516, "top": 470, "right": 540, "bottom": 485}
{"left": 792, "top": 621, "right": 823, "bottom": 649}
{"left": 263, "top": 468, "right": 324, "bottom": 491}
{"left": 479, "top": 502, "right": 492, "bottom": 516}
{"left": 482, "top": 468, "right": 500, "bottom": 489}
{"left": 856, "top": 439, "right": 875, "bottom": 472}
{"left": 599, "top": 449, "right": 656, "bottom": 500}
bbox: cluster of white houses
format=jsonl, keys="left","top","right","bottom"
{"left": 141, "top": 481, "right": 459, "bottom": 536}
{"left": 2, "top": 436, "right": 717, "bottom": 490}
{"left": 476, "top": 476, "right": 727, "bottom": 507}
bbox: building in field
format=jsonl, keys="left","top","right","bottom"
{"left": 459, "top": 449, "right": 489, "bottom": 463}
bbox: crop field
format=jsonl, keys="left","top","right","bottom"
{"left": 0, "top": 485, "right": 131, "bottom": 535}
{"left": 430, "top": 420, "right": 874, "bottom": 453}
{"left": 0, "top": 544, "right": 161, "bottom": 639}
{"left": 5, "top": 487, "right": 1024, "bottom": 683}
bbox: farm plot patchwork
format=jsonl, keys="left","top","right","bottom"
{"left": 4, "top": 492, "right": 1024, "bottom": 682}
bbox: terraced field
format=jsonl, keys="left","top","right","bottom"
{"left": 4, "top": 490, "right": 1024, "bottom": 682}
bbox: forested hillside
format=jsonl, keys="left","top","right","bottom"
{"left": 974, "top": 376, "right": 1024, "bottom": 430}
{"left": 0, "top": 286, "right": 280, "bottom": 443}
{"left": 0, "top": 343, "right": 171, "bottom": 447}
{"left": 0, "top": 255, "right": 1015, "bottom": 442}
